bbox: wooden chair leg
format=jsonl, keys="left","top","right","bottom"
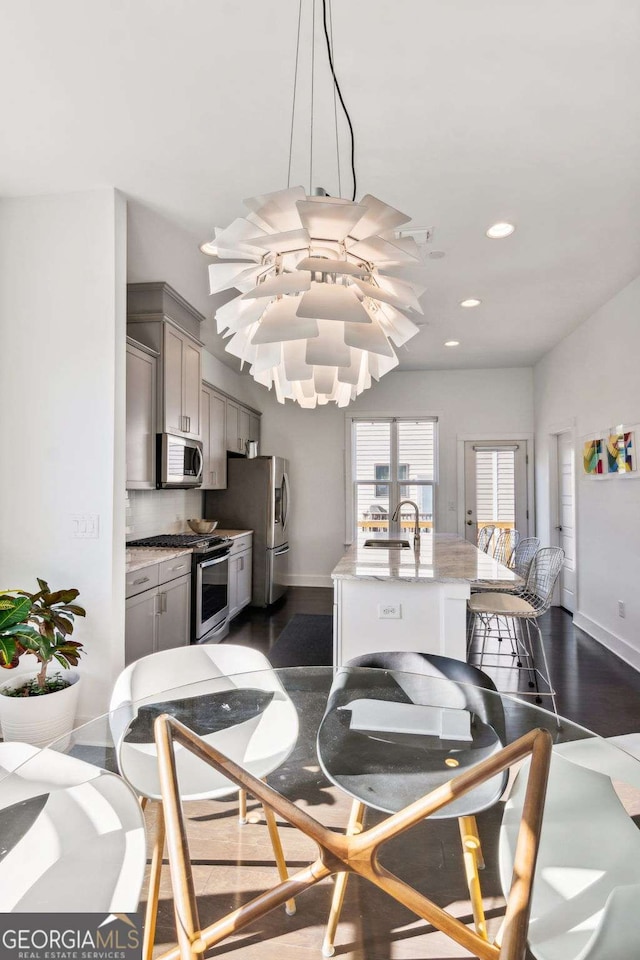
{"left": 238, "top": 788, "right": 247, "bottom": 824}
{"left": 262, "top": 802, "right": 297, "bottom": 916}
{"left": 322, "top": 799, "right": 366, "bottom": 958}
{"left": 458, "top": 815, "right": 488, "bottom": 940}
{"left": 143, "top": 801, "right": 166, "bottom": 960}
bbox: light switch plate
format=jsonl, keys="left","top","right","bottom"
{"left": 70, "top": 514, "right": 100, "bottom": 539}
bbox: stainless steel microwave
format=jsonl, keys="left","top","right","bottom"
{"left": 157, "top": 434, "right": 203, "bottom": 488}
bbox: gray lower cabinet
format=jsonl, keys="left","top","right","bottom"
{"left": 125, "top": 568, "right": 191, "bottom": 664}
{"left": 228, "top": 534, "right": 253, "bottom": 619}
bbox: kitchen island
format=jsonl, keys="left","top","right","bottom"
{"left": 331, "top": 533, "right": 521, "bottom": 665}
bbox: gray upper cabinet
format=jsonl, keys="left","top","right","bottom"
{"left": 226, "top": 398, "right": 261, "bottom": 454}
{"left": 127, "top": 282, "right": 204, "bottom": 441}
{"left": 201, "top": 382, "right": 227, "bottom": 489}
{"left": 162, "top": 323, "right": 201, "bottom": 438}
{"left": 126, "top": 339, "right": 157, "bottom": 489}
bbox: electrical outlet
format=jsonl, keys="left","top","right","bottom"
{"left": 618, "top": 601, "right": 626, "bottom": 618}
{"left": 378, "top": 603, "right": 401, "bottom": 619}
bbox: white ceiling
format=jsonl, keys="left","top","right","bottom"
{"left": 3, "top": 0, "right": 640, "bottom": 371}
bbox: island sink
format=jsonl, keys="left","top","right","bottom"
{"left": 363, "top": 538, "right": 411, "bottom": 549}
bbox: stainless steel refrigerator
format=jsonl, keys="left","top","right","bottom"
{"left": 204, "top": 456, "right": 290, "bottom": 607}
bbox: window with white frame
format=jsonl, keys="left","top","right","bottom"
{"left": 348, "top": 418, "right": 437, "bottom": 539}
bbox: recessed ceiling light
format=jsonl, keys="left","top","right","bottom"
{"left": 460, "top": 298, "right": 481, "bottom": 308}
{"left": 486, "top": 221, "right": 515, "bottom": 239}
{"left": 444, "top": 340, "right": 460, "bottom": 347}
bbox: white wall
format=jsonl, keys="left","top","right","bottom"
{"left": 0, "top": 189, "right": 127, "bottom": 718}
{"left": 261, "top": 368, "right": 534, "bottom": 585}
{"left": 534, "top": 273, "right": 640, "bottom": 668}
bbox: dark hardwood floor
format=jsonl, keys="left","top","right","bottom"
{"left": 225, "top": 588, "right": 640, "bottom": 737}
{"left": 225, "top": 586, "right": 333, "bottom": 659}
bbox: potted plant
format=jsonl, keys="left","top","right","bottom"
{"left": 0, "top": 579, "right": 86, "bottom": 748}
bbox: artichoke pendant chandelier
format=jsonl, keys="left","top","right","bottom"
{"left": 201, "top": 1, "right": 427, "bottom": 408}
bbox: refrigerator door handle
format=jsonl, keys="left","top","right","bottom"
{"left": 274, "top": 545, "right": 289, "bottom": 556}
{"left": 282, "top": 472, "right": 290, "bottom": 532}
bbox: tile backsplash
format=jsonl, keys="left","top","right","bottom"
{"left": 126, "top": 488, "right": 204, "bottom": 540}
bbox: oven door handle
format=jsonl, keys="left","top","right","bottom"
{"left": 199, "top": 551, "right": 230, "bottom": 569}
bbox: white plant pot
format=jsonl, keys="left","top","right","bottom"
{"left": 0, "top": 669, "right": 81, "bottom": 750}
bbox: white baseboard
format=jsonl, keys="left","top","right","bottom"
{"left": 284, "top": 574, "right": 333, "bottom": 589}
{"left": 574, "top": 611, "right": 640, "bottom": 672}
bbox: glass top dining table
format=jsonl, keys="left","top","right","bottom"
{"left": 2, "top": 665, "right": 640, "bottom": 960}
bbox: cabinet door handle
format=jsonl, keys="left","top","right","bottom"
{"left": 133, "top": 576, "right": 150, "bottom": 585}
{"left": 170, "top": 563, "right": 187, "bottom": 571}
{"left": 186, "top": 415, "right": 191, "bottom": 432}
{"left": 159, "top": 592, "right": 167, "bottom": 614}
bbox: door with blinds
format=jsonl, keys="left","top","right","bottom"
{"left": 463, "top": 441, "right": 528, "bottom": 547}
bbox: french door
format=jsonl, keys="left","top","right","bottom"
{"left": 463, "top": 441, "right": 529, "bottom": 546}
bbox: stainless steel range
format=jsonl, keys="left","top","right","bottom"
{"left": 127, "top": 533, "right": 232, "bottom": 643}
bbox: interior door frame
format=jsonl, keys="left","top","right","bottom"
{"left": 547, "top": 421, "right": 578, "bottom": 612}
{"left": 456, "top": 433, "right": 535, "bottom": 540}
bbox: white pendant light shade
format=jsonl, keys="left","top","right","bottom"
{"left": 242, "top": 271, "right": 311, "bottom": 300}
{"left": 245, "top": 228, "right": 311, "bottom": 254}
{"left": 375, "top": 273, "right": 425, "bottom": 311}
{"left": 305, "top": 319, "right": 351, "bottom": 367}
{"left": 296, "top": 282, "right": 371, "bottom": 324}
{"left": 296, "top": 256, "right": 369, "bottom": 278}
{"left": 353, "top": 278, "right": 423, "bottom": 315}
{"left": 344, "top": 317, "right": 395, "bottom": 357}
{"left": 243, "top": 186, "right": 307, "bottom": 233}
{"left": 202, "top": 186, "right": 426, "bottom": 406}
{"left": 251, "top": 298, "right": 319, "bottom": 344}
{"left": 208, "top": 261, "right": 265, "bottom": 295}
{"left": 349, "top": 194, "right": 412, "bottom": 240}
{"left": 283, "top": 339, "right": 314, "bottom": 381}
{"left": 296, "top": 198, "right": 368, "bottom": 241}
{"left": 216, "top": 296, "right": 265, "bottom": 335}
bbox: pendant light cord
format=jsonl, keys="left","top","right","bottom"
{"left": 328, "top": 0, "right": 342, "bottom": 199}
{"left": 287, "top": 0, "right": 303, "bottom": 189}
{"left": 321, "top": 0, "right": 356, "bottom": 201}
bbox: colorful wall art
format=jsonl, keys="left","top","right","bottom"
{"left": 583, "top": 438, "right": 604, "bottom": 475}
{"left": 606, "top": 430, "right": 635, "bottom": 473}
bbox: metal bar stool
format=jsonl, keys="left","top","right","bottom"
{"left": 467, "top": 547, "right": 564, "bottom": 721}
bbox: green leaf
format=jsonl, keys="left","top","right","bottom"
{"left": 0, "top": 596, "right": 32, "bottom": 631}
{"left": 60, "top": 604, "right": 86, "bottom": 618}
{"left": 36, "top": 578, "right": 49, "bottom": 593}
{"left": 52, "top": 615, "right": 73, "bottom": 636}
{"left": 0, "top": 638, "right": 17, "bottom": 666}
{"left": 1, "top": 624, "right": 41, "bottom": 641}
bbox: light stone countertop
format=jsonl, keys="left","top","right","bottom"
{"left": 125, "top": 529, "right": 252, "bottom": 574}
{"left": 125, "top": 547, "right": 193, "bottom": 574}
{"left": 332, "top": 533, "right": 522, "bottom": 587}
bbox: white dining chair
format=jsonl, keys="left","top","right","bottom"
{"left": 500, "top": 748, "right": 640, "bottom": 960}
{"left": 0, "top": 741, "right": 146, "bottom": 912}
{"left": 109, "top": 644, "right": 299, "bottom": 960}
